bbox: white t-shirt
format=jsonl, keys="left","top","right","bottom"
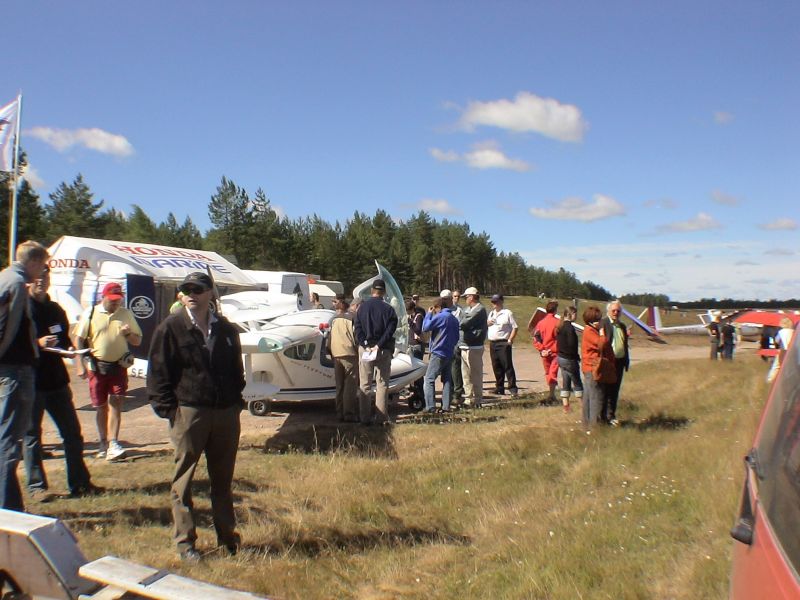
{"left": 488, "top": 308, "right": 517, "bottom": 342}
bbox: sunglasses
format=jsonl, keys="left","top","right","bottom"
{"left": 182, "top": 286, "right": 208, "bottom": 295}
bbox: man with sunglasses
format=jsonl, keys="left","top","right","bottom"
{"left": 147, "top": 272, "right": 245, "bottom": 562}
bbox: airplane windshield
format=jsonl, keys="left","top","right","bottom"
{"left": 352, "top": 261, "right": 409, "bottom": 352}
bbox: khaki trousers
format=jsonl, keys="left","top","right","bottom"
{"left": 169, "top": 404, "right": 241, "bottom": 552}
{"left": 334, "top": 356, "right": 359, "bottom": 420}
{"left": 461, "top": 346, "right": 485, "bottom": 406}
{"left": 358, "top": 347, "right": 392, "bottom": 424}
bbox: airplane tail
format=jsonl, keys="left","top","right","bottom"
{"left": 646, "top": 306, "right": 663, "bottom": 332}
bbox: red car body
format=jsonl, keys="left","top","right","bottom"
{"left": 730, "top": 328, "right": 800, "bottom": 598}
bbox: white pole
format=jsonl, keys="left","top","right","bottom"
{"left": 7, "top": 93, "right": 21, "bottom": 264}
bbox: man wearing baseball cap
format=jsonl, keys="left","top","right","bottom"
{"left": 354, "top": 279, "right": 398, "bottom": 425}
{"left": 74, "top": 281, "right": 142, "bottom": 461}
{"left": 459, "top": 287, "right": 488, "bottom": 407}
{"left": 147, "top": 272, "right": 246, "bottom": 561}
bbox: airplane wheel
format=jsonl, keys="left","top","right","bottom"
{"left": 249, "top": 399, "right": 272, "bottom": 417}
{"left": 408, "top": 395, "right": 425, "bottom": 412}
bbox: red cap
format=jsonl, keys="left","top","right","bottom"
{"left": 102, "top": 282, "right": 124, "bottom": 300}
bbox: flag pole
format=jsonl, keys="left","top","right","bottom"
{"left": 7, "top": 93, "right": 22, "bottom": 264}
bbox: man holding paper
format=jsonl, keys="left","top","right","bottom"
{"left": 24, "top": 267, "right": 98, "bottom": 499}
{"left": 354, "top": 279, "right": 398, "bottom": 426}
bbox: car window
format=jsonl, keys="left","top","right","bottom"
{"left": 755, "top": 333, "right": 800, "bottom": 575}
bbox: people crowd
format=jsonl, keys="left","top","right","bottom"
{"left": 5, "top": 238, "right": 796, "bottom": 563}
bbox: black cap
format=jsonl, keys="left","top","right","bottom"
{"left": 372, "top": 279, "right": 386, "bottom": 291}
{"left": 491, "top": 294, "right": 503, "bottom": 303}
{"left": 179, "top": 272, "right": 213, "bottom": 293}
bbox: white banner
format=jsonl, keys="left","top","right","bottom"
{"left": 0, "top": 98, "right": 19, "bottom": 172}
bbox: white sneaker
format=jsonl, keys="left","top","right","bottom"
{"left": 106, "top": 440, "right": 127, "bottom": 461}
{"left": 96, "top": 441, "right": 108, "bottom": 459}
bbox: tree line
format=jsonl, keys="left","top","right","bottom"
{"left": 2, "top": 168, "right": 615, "bottom": 299}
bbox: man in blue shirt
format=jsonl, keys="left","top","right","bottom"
{"left": 422, "top": 296, "right": 460, "bottom": 412}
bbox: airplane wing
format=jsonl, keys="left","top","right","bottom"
{"left": 621, "top": 307, "right": 667, "bottom": 344}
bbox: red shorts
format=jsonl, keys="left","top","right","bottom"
{"left": 88, "top": 369, "right": 128, "bottom": 407}
{"left": 541, "top": 354, "right": 560, "bottom": 386}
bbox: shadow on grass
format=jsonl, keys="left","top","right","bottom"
{"left": 244, "top": 524, "right": 471, "bottom": 557}
{"left": 262, "top": 401, "right": 397, "bottom": 457}
{"left": 628, "top": 412, "right": 691, "bottom": 431}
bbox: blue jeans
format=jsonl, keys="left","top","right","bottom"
{"left": 0, "top": 364, "right": 35, "bottom": 511}
{"left": 424, "top": 354, "right": 453, "bottom": 411}
{"left": 24, "top": 385, "right": 91, "bottom": 494}
{"left": 558, "top": 357, "right": 583, "bottom": 395}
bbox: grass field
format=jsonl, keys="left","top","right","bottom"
{"left": 34, "top": 349, "right": 769, "bottom": 599}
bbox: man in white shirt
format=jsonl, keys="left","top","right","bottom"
{"left": 487, "top": 294, "right": 518, "bottom": 396}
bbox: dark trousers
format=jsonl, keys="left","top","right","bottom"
{"left": 23, "top": 385, "right": 91, "bottom": 494}
{"left": 169, "top": 404, "right": 241, "bottom": 552}
{"left": 710, "top": 340, "right": 719, "bottom": 360}
{"left": 604, "top": 358, "right": 627, "bottom": 421}
{"left": 489, "top": 341, "right": 517, "bottom": 393}
{"left": 451, "top": 347, "right": 464, "bottom": 400}
{"left": 409, "top": 344, "right": 425, "bottom": 399}
{"left": 0, "top": 365, "right": 34, "bottom": 511}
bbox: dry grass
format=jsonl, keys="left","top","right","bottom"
{"left": 34, "top": 353, "right": 767, "bottom": 599}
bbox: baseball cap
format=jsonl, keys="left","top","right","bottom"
{"left": 463, "top": 286, "right": 478, "bottom": 296}
{"left": 439, "top": 289, "right": 452, "bottom": 299}
{"left": 372, "top": 279, "right": 386, "bottom": 291}
{"left": 491, "top": 294, "right": 503, "bottom": 303}
{"left": 179, "top": 272, "right": 213, "bottom": 293}
{"left": 102, "top": 282, "right": 124, "bottom": 300}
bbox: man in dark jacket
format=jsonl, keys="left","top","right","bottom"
{"left": 459, "top": 287, "right": 488, "bottom": 408}
{"left": 0, "top": 240, "right": 48, "bottom": 511}
{"left": 147, "top": 272, "right": 246, "bottom": 562}
{"left": 354, "top": 279, "right": 398, "bottom": 425}
{"left": 600, "top": 300, "right": 630, "bottom": 426}
{"left": 24, "top": 267, "right": 97, "bottom": 499}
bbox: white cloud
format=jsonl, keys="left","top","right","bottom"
{"left": 430, "top": 148, "right": 459, "bottom": 163}
{"left": 26, "top": 126, "right": 134, "bottom": 157}
{"left": 272, "top": 205, "right": 287, "bottom": 220}
{"left": 759, "top": 218, "right": 797, "bottom": 231}
{"left": 460, "top": 91, "right": 587, "bottom": 142}
{"left": 714, "top": 111, "right": 734, "bottom": 124}
{"left": 656, "top": 212, "right": 721, "bottom": 233}
{"left": 764, "top": 248, "right": 794, "bottom": 256}
{"left": 735, "top": 260, "right": 759, "bottom": 266}
{"left": 711, "top": 189, "right": 740, "bottom": 206}
{"left": 412, "top": 198, "right": 461, "bottom": 216}
{"left": 21, "top": 165, "right": 45, "bottom": 189}
{"left": 529, "top": 194, "right": 625, "bottom": 222}
{"left": 431, "top": 141, "right": 532, "bottom": 172}
{"left": 518, "top": 239, "right": 800, "bottom": 301}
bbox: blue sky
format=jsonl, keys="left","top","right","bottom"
{"left": 5, "top": 1, "right": 799, "bottom": 301}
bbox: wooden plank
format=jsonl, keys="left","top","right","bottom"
{"left": 79, "top": 555, "right": 270, "bottom": 600}
{"left": 147, "top": 574, "right": 267, "bottom": 600}
{"left": 79, "top": 556, "right": 162, "bottom": 588}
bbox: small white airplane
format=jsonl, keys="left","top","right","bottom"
{"left": 229, "top": 262, "right": 426, "bottom": 415}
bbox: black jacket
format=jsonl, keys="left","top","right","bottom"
{"left": 600, "top": 316, "right": 630, "bottom": 370}
{"left": 556, "top": 322, "right": 580, "bottom": 361}
{"left": 31, "top": 294, "right": 71, "bottom": 391}
{"left": 147, "top": 309, "right": 246, "bottom": 418}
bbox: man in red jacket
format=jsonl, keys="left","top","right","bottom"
{"left": 531, "top": 300, "right": 560, "bottom": 405}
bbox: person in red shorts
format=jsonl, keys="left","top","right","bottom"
{"left": 531, "top": 300, "right": 560, "bottom": 405}
{"left": 74, "top": 282, "right": 142, "bottom": 461}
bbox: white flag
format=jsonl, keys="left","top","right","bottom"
{"left": 0, "top": 98, "right": 19, "bottom": 172}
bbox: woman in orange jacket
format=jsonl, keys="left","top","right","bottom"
{"left": 581, "top": 306, "right": 617, "bottom": 428}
